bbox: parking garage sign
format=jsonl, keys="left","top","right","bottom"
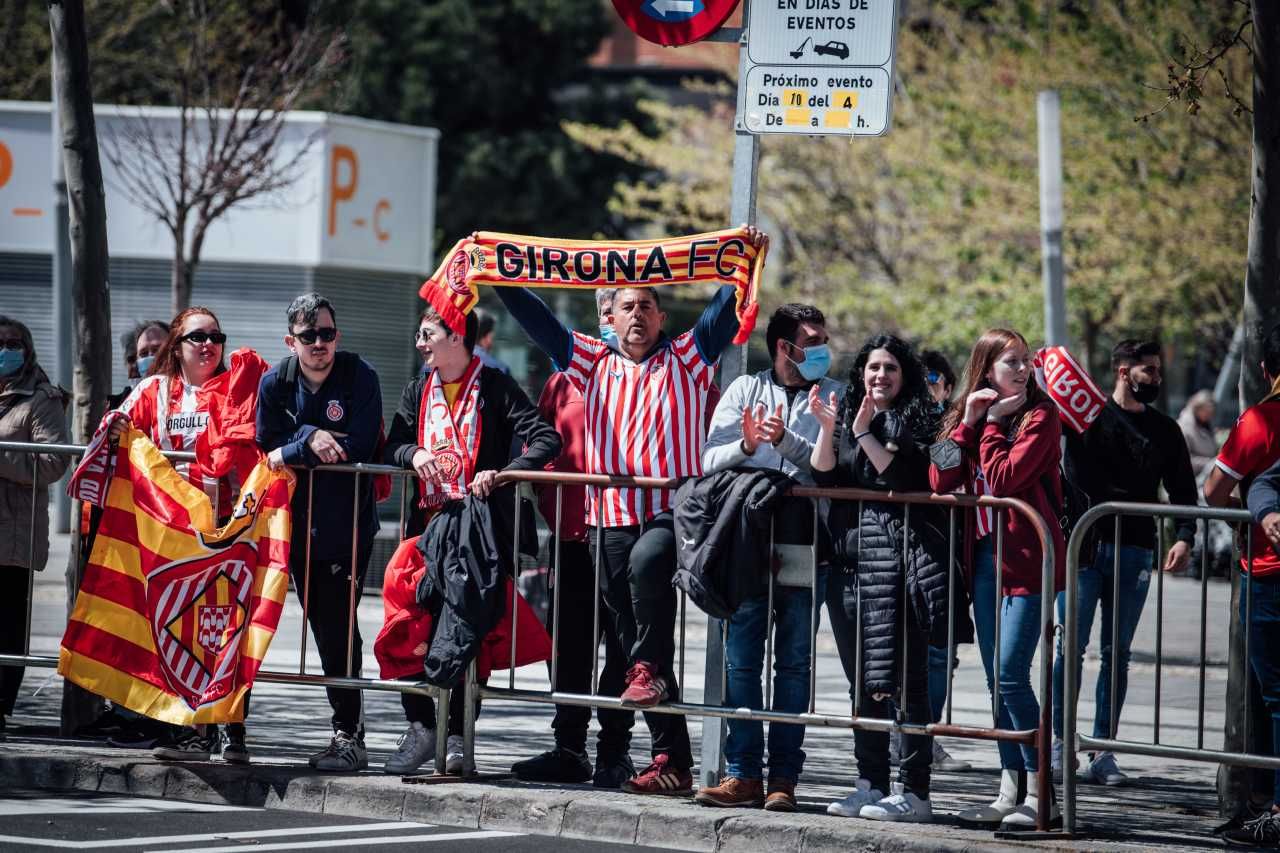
{"left": 741, "top": 0, "right": 898, "bottom": 136}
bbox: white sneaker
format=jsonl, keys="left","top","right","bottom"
{"left": 383, "top": 722, "right": 437, "bottom": 775}
{"left": 827, "top": 778, "right": 885, "bottom": 817}
{"left": 861, "top": 791, "right": 933, "bottom": 822}
{"left": 1082, "top": 751, "right": 1127, "bottom": 786}
{"left": 445, "top": 734, "right": 466, "bottom": 775}
{"left": 1000, "top": 771, "right": 1060, "bottom": 830}
{"left": 313, "top": 731, "right": 368, "bottom": 772}
{"left": 932, "top": 740, "right": 971, "bottom": 772}
{"left": 956, "top": 768, "right": 1021, "bottom": 826}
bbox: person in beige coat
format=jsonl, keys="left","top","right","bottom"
{"left": 0, "top": 314, "right": 69, "bottom": 739}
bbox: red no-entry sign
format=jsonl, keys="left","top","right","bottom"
{"left": 610, "top": 0, "right": 741, "bottom": 46}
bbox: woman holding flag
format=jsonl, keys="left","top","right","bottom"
{"left": 104, "top": 307, "right": 245, "bottom": 763}
{"left": 928, "top": 329, "right": 1064, "bottom": 830}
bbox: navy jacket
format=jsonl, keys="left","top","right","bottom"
{"left": 255, "top": 352, "right": 382, "bottom": 562}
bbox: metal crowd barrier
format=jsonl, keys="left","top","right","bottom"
{"left": 1061, "top": 501, "right": 1272, "bottom": 834}
{"left": 3, "top": 440, "right": 1066, "bottom": 832}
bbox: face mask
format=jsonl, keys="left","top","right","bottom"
{"left": 785, "top": 343, "right": 831, "bottom": 381}
{"left": 135, "top": 355, "right": 155, "bottom": 377}
{"left": 1130, "top": 378, "right": 1161, "bottom": 404}
{"left": 599, "top": 324, "right": 618, "bottom": 348}
{"left": 0, "top": 350, "right": 24, "bottom": 377}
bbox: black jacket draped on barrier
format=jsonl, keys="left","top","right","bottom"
{"left": 416, "top": 495, "right": 510, "bottom": 688}
{"left": 672, "top": 468, "right": 796, "bottom": 619}
{"left": 815, "top": 408, "right": 968, "bottom": 696}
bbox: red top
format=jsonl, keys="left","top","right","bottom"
{"left": 1215, "top": 400, "right": 1280, "bottom": 577}
{"left": 930, "top": 400, "right": 1065, "bottom": 597}
{"left": 536, "top": 370, "right": 721, "bottom": 541}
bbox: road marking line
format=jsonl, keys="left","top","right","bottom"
{"left": 149, "top": 830, "right": 517, "bottom": 853}
{"left": 0, "top": 822, "right": 428, "bottom": 849}
{"left": 0, "top": 796, "right": 251, "bottom": 816}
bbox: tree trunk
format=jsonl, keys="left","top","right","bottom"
{"left": 50, "top": 0, "right": 111, "bottom": 736}
{"left": 1220, "top": 0, "right": 1280, "bottom": 819}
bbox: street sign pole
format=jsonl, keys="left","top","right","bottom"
{"left": 699, "top": 0, "right": 757, "bottom": 790}
{"left": 1038, "top": 90, "right": 1068, "bottom": 347}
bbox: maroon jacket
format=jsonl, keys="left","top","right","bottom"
{"left": 929, "top": 400, "right": 1065, "bottom": 597}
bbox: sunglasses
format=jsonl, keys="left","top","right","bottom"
{"left": 181, "top": 330, "right": 227, "bottom": 346}
{"left": 926, "top": 371, "right": 942, "bottom": 385}
{"left": 293, "top": 327, "right": 338, "bottom": 345}
{"left": 0, "top": 339, "right": 24, "bottom": 352}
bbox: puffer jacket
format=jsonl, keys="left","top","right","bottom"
{"left": 815, "top": 407, "right": 957, "bottom": 696}
{"left": 0, "top": 365, "right": 69, "bottom": 570}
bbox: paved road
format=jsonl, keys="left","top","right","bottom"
{"left": 0, "top": 789, "right": 667, "bottom": 852}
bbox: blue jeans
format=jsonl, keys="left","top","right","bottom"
{"left": 1240, "top": 575, "right": 1280, "bottom": 803}
{"left": 928, "top": 644, "right": 952, "bottom": 722}
{"left": 971, "top": 537, "right": 1043, "bottom": 771}
{"left": 1052, "top": 543, "right": 1153, "bottom": 740}
{"left": 724, "top": 573, "right": 827, "bottom": 782}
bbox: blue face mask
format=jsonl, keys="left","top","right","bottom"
{"left": 135, "top": 355, "right": 155, "bottom": 377}
{"left": 0, "top": 349, "right": 24, "bottom": 377}
{"left": 599, "top": 324, "right": 618, "bottom": 348}
{"left": 785, "top": 343, "right": 831, "bottom": 381}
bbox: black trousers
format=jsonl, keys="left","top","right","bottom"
{"left": 0, "top": 568, "right": 31, "bottom": 717}
{"left": 548, "top": 539, "right": 634, "bottom": 757}
{"left": 400, "top": 676, "right": 482, "bottom": 737}
{"left": 826, "top": 569, "right": 933, "bottom": 797}
{"left": 589, "top": 512, "right": 692, "bottom": 769}
{"left": 291, "top": 542, "right": 372, "bottom": 738}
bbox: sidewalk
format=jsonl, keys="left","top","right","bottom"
{"left": 3, "top": 532, "right": 1240, "bottom": 851}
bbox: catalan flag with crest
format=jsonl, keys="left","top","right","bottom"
{"left": 59, "top": 422, "right": 294, "bottom": 725}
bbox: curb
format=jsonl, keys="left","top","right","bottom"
{"left": 0, "top": 747, "right": 1113, "bottom": 852}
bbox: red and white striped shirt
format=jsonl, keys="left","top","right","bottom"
{"left": 117, "top": 374, "right": 233, "bottom": 518}
{"left": 972, "top": 466, "right": 996, "bottom": 539}
{"left": 563, "top": 330, "right": 716, "bottom": 527}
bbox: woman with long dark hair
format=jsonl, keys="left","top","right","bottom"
{"left": 811, "top": 334, "right": 951, "bottom": 823}
{"left": 929, "top": 328, "right": 1065, "bottom": 829}
{"left": 0, "top": 315, "right": 69, "bottom": 739}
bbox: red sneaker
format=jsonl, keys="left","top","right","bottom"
{"left": 622, "top": 753, "right": 692, "bottom": 796}
{"left": 621, "top": 661, "right": 669, "bottom": 707}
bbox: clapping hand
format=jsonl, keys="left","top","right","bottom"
{"left": 809, "top": 385, "right": 839, "bottom": 433}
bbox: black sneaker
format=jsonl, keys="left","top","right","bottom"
{"left": 154, "top": 727, "right": 215, "bottom": 762}
{"left": 512, "top": 747, "right": 592, "bottom": 783}
{"left": 221, "top": 725, "right": 250, "bottom": 764}
{"left": 593, "top": 751, "right": 637, "bottom": 789}
{"left": 77, "top": 706, "right": 133, "bottom": 738}
{"left": 1224, "top": 811, "right": 1280, "bottom": 847}
{"left": 108, "top": 719, "right": 176, "bottom": 750}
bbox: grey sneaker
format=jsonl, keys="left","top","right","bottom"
{"left": 313, "top": 731, "right": 368, "bottom": 772}
{"left": 932, "top": 740, "right": 971, "bottom": 772}
{"left": 1082, "top": 751, "right": 1127, "bottom": 786}
{"left": 154, "top": 727, "right": 214, "bottom": 762}
{"left": 445, "top": 734, "right": 465, "bottom": 775}
{"left": 384, "top": 722, "right": 436, "bottom": 775}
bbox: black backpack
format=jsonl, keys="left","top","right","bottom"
{"left": 1042, "top": 461, "right": 1096, "bottom": 568}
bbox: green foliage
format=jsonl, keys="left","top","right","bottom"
{"left": 342, "top": 0, "right": 651, "bottom": 243}
{"left": 566, "top": 1, "right": 1251, "bottom": 375}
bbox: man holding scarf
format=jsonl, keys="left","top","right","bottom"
{"left": 493, "top": 226, "right": 768, "bottom": 797}
{"left": 380, "top": 299, "right": 561, "bottom": 775}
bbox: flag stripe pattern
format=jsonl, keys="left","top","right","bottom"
{"left": 58, "top": 427, "right": 294, "bottom": 725}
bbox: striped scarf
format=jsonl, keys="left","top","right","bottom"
{"left": 420, "top": 228, "right": 767, "bottom": 344}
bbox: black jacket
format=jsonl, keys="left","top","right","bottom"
{"left": 673, "top": 468, "right": 794, "bottom": 619}
{"left": 386, "top": 365, "right": 562, "bottom": 537}
{"left": 814, "top": 408, "right": 965, "bottom": 695}
{"left": 416, "top": 495, "right": 507, "bottom": 688}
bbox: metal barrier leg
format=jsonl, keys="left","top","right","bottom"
{"left": 1064, "top": 516, "right": 1080, "bottom": 833}
{"left": 700, "top": 618, "right": 727, "bottom": 788}
{"left": 1109, "top": 517, "right": 1121, "bottom": 741}
{"left": 550, "top": 487, "right": 563, "bottom": 693}
{"left": 463, "top": 658, "right": 478, "bottom": 777}
{"left": 299, "top": 477, "right": 315, "bottom": 675}
{"left": 510, "top": 491, "right": 521, "bottom": 688}
{"left": 25, "top": 478, "right": 37, "bottom": 655}
{"left": 765, "top": 517, "right": 775, "bottom": 711}
{"left": 346, "top": 472, "right": 360, "bottom": 679}
{"left": 945, "top": 506, "right": 957, "bottom": 724}
{"left": 435, "top": 685, "right": 450, "bottom": 774}
{"left": 1154, "top": 520, "right": 1164, "bottom": 745}
{"left": 809, "top": 498, "right": 819, "bottom": 715}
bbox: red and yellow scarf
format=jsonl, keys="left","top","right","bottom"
{"left": 420, "top": 227, "right": 767, "bottom": 345}
{"left": 416, "top": 357, "right": 483, "bottom": 508}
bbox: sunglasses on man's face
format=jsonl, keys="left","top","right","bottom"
{"left": 181, "top": 331, "right": 227, "bottom": 346}
{"left": 293, "top": 327, "right": 338, "bottom": 345}
{"left": 926, "top": 371, "right": 942, "bottom": 385}
{"left": 0, "top": 339, "right": 24, "bottom": 352}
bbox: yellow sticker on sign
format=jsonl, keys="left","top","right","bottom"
{"left": 833, "top": 90, "right": 859, "bottom": 111}
{"left": 824, "top": 111, "right": 852, "bottom": 129}
{"left": 784, "top": 108, "right": 810, "bottom": 126}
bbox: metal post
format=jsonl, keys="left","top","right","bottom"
{"left": 1154, "top": 521, "right": 1164, "bottom": 745}
{"left": 1110, "top": 518, "right": 1121, "bottom": 739}
{"left": 765, "top": 517, "right": 775, "bottom": 709}
{"left": 462, "top": 658, "right": 478, "bottom": 777}
{"left": 299, "top": 477, "right": 315, "bottom": 675}
{"left": 1037, "top": 90, "right": 1068, "bottom": 348}
{"left": 550, "top": 486, "right": 563, "bottom": 692}
{"left": 346, "top": 472, "right": 360, "bottom": 678}
{"left": 994, "top": 514, "right": 1004, "bottom": 723}
{"left": 1198, "top": 528, "right": 1209, "bottom": 750}
{"left": 592, "top": 490, "right": 603, "bottom": 695}
{"left": 945, "top": 506, "right": 957, "bottom": 724}
{"left": 701, "top": 0, "right": 758, "bottom": 784}
{"left": 510, "top": 491, "right": 521, "bottom": 687}
{"left": 1245, "top": 526, "right": 1254, "bottom": 756}
{"left": 808, "top": 498, "right": 819, "bottom": 714}
{"left": 434, "top": 686, "right": 449, "bottom": 774}
{"left": 25, "top": 480, "right": 38, "bottom": 654}
{"left": 900, "top": 503, "right": 910, "bottom": 721}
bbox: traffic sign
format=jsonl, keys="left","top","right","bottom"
{"left": 610, "top": 0, "right": 743, "bottom": 46}
{"left": 739, "top": 0, "right": 898, "bottom": 136}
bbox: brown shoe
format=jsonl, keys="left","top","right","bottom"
{"left": 764, "top": 777, "right": 797, "bottom": 812}
{"left": 693, "top": 775, "right": 764, "bottom": 808}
